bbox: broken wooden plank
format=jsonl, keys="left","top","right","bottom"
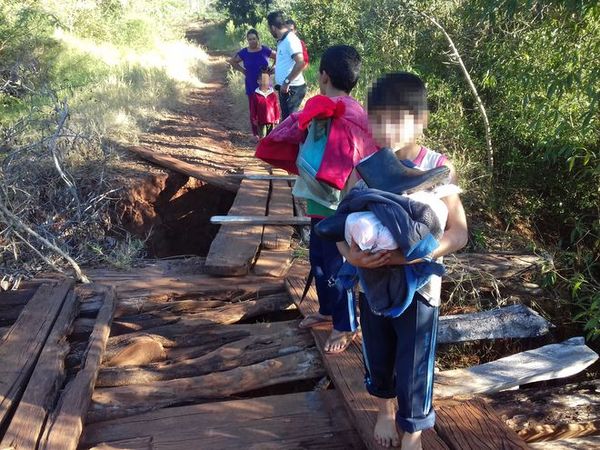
{"left": 262, "top": 179, "right": 295, "bottom": 250}
{"left": 205, "top": 179, "right": 270, "bottom": 276}
{"left": 38, "top": 286, "right": 116, "bottom": 450}
{"left": 529, "top": 436, "right": 600, "bottom": 449}
{"left": 0, "top": 280, "right": 73, "bottom": 431}
{"left": 128, "top": 145, "right": 239, "bottom": 192}
{"left": 253, "top": 248, "right": 294, "bottom": 278}
{"left": 89, "top": 436, "right": 153, "bottom": 450}
{"left": 438, "top": 303, "right": 552, "bottom": 343}
{"left": 444, "top": 253, "right": 546, "bottom": 281}
{"left": 484, "top": 379, "right": 600, "bottom": 442}
{"left": 87, "top": 349, "right": 325, "bottom": 423}
{"left": 81, "top": 391, "right": 361, "bottom": 450}
{"left": 1, "top": 289, "right": 79, "bottom": 450}
{"left": 211, "top": 215, "right": 311, "bottom": 225}
{"left": 434, "top": 398, "right": 529, "bottom": 449}
{"left": 97, "top": 326, "right": 314, "bottom": 387}
{"left": 435, "top": 337, "right": 598, "bottom": 398}
{"left": 285, "top": 262, "right": 450, "bottom": 450}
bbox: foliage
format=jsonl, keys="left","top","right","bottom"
{"left": 0, "top": 0, "right": 207, "bottom": 274}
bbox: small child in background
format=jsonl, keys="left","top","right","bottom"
{"left": 249, "top": 68, "right": 280, "bottom": 139}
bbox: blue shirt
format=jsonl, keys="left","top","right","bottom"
{"left": 237, "top": 45, "right": 272, "bottom": 96}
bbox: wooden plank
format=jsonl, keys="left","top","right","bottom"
{"left": 1, "top": 289, "right": 79, "bottom": 450}
{"left": 226, "top": 173, "right": 297, "bottom": 181}
{"left": 211, "top": 215, "right": 311, "bottom": 225}
{"left": 87, "top": 349, "right": 326, "bottom": 423}
{"left": 529, "top": 436, "right": 600, "bottom": 449}
{"left": 484, "top": 379, "right": 600, "bottom": 442}
{"left": 38, "top": 286, "right": 116, "bottom": 450}
{"left": 262, "top": 179, "right": 295, "bottom": 250}
{"left": 81, "top": 391, "right": 363, "bottom": 450}
{"left": 438, "top": 303, "right": 552, "bottom": 343}
{"left": 285, "top": 262, "right": 449, "bottom": 450}
{"left": 253, "top": 248, "right": 294, "bottom": 278}
{"left": 205, "top": 179, "right": 270, "bottom": 276}
{"left": 90, "top": 436, "right": 153, "bottom": 450}
{"left": 435, "top": 337, "right": 598, "bottom": 398}
{"left": 434, "top": 398, "right": 529, "bottom": 449}
{"left": 128, "top": 145, "right": 239, "bottom": 192}
{"left": 0, "top": 280, "right": 73, "bottom": 431}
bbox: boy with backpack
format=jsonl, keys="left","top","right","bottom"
{"left": 255, "top": 45, "right": 378, "bottom": 353}
{"left": 336, "top": 73, "right": 468, "bottom": 449}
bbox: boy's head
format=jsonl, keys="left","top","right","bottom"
{"left": 318, "top": 45, "right": 361, "bottom": 95}
{"left": 367, "top": 72, "right": 428, "bottom": 149}
{"left": 258, "top": 67, "right": 270, "bottom": 91}
{"left": 285, "top": 19, "right": 297, "bottom": 33}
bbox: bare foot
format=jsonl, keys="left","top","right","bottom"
{"left": 400, "top": 431, "right": 422, "bottom": 450}
{"left": 374, "top": 398, "right": 400, "bottom": 448}
{"left": 324, "top": 329, "right": 355, "bottom": 354}
{"left": 299, "top": 313, "right": 331, "bottom": 329}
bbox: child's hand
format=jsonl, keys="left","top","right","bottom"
{"left": 346, "top": 240, "right": 391, "bottom": 268}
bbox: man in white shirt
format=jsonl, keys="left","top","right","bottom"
{"left": 267, "top": 11, "right": 307, "bottom": 120}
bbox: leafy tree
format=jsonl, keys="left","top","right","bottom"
{"left": 216, "top": 0, "right": 275, "bottom": 26}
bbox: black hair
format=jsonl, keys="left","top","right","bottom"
{"left": 285, "top": 19, "right": 296, "bottom": 28}
{"left": 267, "top": 11, "right": 286, "bottom": 29}
{"left": 318, "top": 45, "right": 361, "bottom": 94}
{"left": 367, "top": 72, "right": 428, "bottom": 116}
{"left": 246, "top": 28, "right": 259, "bottom": 40}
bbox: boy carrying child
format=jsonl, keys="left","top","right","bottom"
{"left": 256, "top": 45, "right": 378, "bottom": 353}
{"left": 336, "top": 73, "right": 468, "bottom": 449}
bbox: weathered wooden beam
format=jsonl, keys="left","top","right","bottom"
{"left": 39, "top": 287, "right": 116, "bottom": 450}
{"left": 253, "top": 248, "right": 294, "bottom": 278}
{"left": 97, "top": 326, "right": 314, "bottom": 387}
{"left": 435, "top": 337, "right": 598, "bottom": 398}
{"left": 262, "top": 179, "right": 295, "bottom": 250}
{"left": 226, "top": 173, "right": 297, "bottom": 181}
{"left": 211, "top": 215, "right": 311, "bottom": 225}
{"left": 0, "top": 280, "right": 73, "bottom": 431}
{"left": 87, "top": 349, "right": 325, "bottom": 423}
{"left": 0, "top": 290, "right": 79, "bottom": 450}
{"left": 484, "top": 379, "right": 600, "bottom": 442}
{"left": 438, "top": 303, "right": 552, "bottom": 343}
{"left": 109, "top": 292, "right": 295, "bottom": 335}
{"left": 434, "top": 399, "right": 529, "bottom": 449}
{"left": 128, "top": 145, "right": 240, "bottom": 192}
{"left": 444, "top": 253, "right": 547, "bottom": 281}
{"left": 89, "top": 436, "right": 153, "bottom": 450}
{"left": 205, "top": 179, "right": 270, "bottom": 276}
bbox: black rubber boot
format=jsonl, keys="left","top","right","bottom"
{"left": 357, "top": 147, "right": 450, "bottom": 194}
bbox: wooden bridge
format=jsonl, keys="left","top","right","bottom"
{"left": 0, "top": 155, "right": 598, "bottom": 449}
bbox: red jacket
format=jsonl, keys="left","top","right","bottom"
{"left": 255, "top": 95, "right": 378, "bottom": 189}
{"left": 249, "top": 89, "right": 280, "bottom": 125}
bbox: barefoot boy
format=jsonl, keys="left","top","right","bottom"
{"left": 337, "top": 73, "right": 468, "bottom": 448}
{"left": 256, "top": 45, "right": 377, "bottom": 353}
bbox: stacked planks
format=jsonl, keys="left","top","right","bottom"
{"left": 0, "top": 281, "right": 115, "bottom": 450}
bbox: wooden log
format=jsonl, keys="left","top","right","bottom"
{"left": 253, "top": 248, "right": 294, "bottom": 278}
{"left": 205, "top": 179, "right": 271, "bottom": 276}
{"left": 434, "top": 398, "right": 529, "bottom": 449}
{"left": 484, "top": 379, "right": 600, "bottom": 442}
{"left": 262, "top": 179, "right": 295, "bottom": 250}
{"left": 38, "top": 286, "right": 116, "bottom": 450}
{"left": 87, "top": 349, "right": 325, "bottom": 423}
{"left": 103, "top": 335, "right": 167, "bottom": 367}
{"left": 437, "top": 303, "right": 552, "bottom": 343}
{"left": 0, "top": 290, "right": 78, "bottom": 450}
{"left": 102, "top": 321, "right": 299, "bottom": 366}
{"left": 128, "top": 145, "right": 239, "bottom": 192}
{"left": 435, "top": 337, "right": 598, "bottom": 398}
{"left": 211, "top": 215, "right": 311, "bottom": 225}
{"left": 108, "top": 292, "right": 295, "bottom": 335}
{"left": 0, "top": 280, "right": 73, "bottom": 431}
{"left": 97, "top": 326, "right": 314, "bottom": 387}
{"left": 444, "top": 253, "right": 546, "bottom": 280}
{"left": 114, "top": 297, "right": 228, "bottom": 318}
{"left": 529, "top": 436, "right": 600, "bottom": 449}
{"left": 80, "top": 391, "right": 361, "bottom": 450}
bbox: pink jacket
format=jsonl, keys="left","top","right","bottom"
{"left": 255, "top": 95, "right": 378, "bottom": 189}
